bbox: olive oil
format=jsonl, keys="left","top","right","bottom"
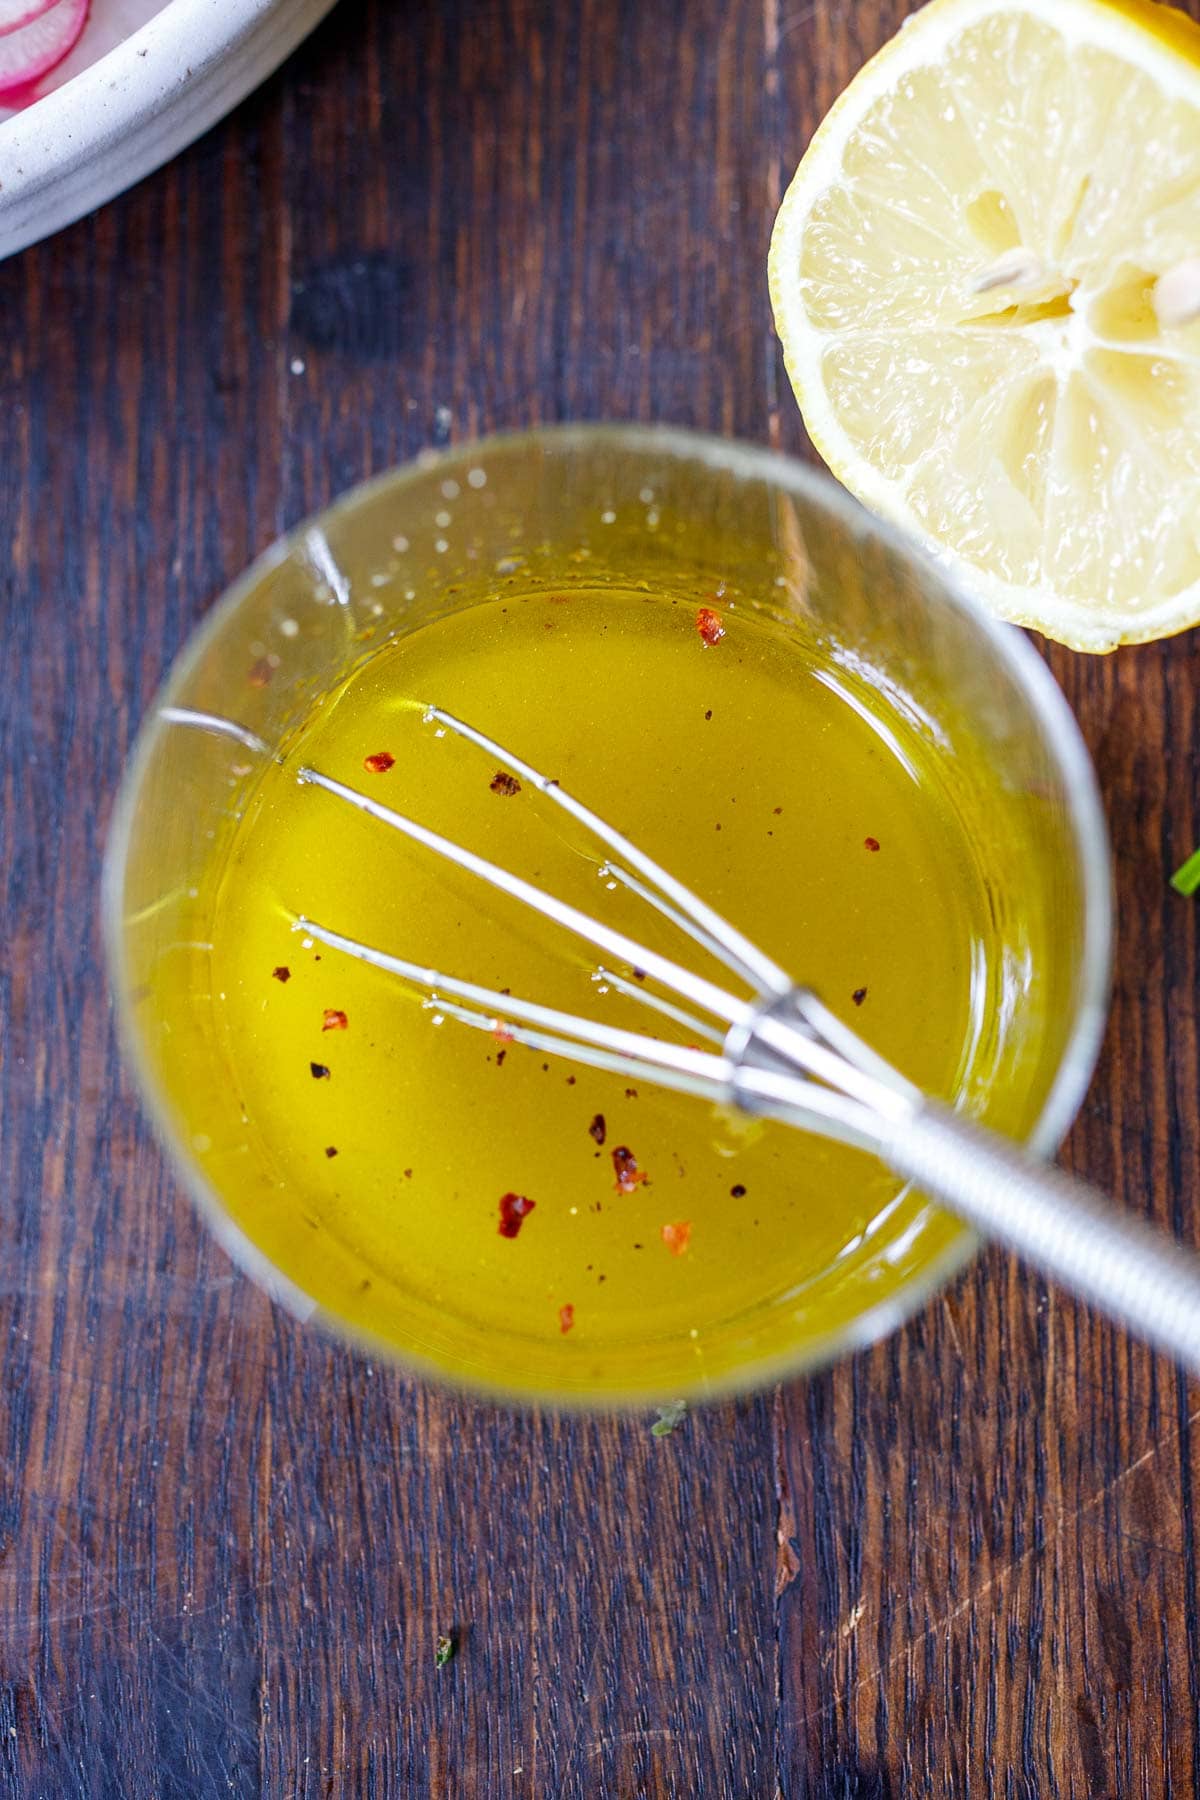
{"left": 191, "top": 586, "right": 1002, "bottom": 1397}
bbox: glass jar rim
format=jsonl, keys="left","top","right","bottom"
{"left": 103, "top": 423, "right": 1114, "bottom": 1404}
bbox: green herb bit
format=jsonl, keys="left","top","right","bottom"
{"left": 435, "top": 1633, "right": 455, "bottom": 1670}
{"left": 651, "top": 1400, "right": 687, "bottom": 1438}
{"left": 1171, "top": 846, "right": 1200, "bottom": 897}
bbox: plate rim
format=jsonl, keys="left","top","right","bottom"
{"left": 0, "top": 0, "right": 339, "bottom": 258}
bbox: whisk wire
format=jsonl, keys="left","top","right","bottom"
{"left": 422, "top": 705, "right": 792, "bottom": 998}
{"left": 592, "top": 967, "right": 725, "bottom": 1046}
{"left": 297, "top": 763, "right": 753, "bottom": 1030}
{"left": 298, "top": 914, "right": 731, "bottom": 1088}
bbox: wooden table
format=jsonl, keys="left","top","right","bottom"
{"left": 3, "top": 1, "right": 1200, "bottom": 1792}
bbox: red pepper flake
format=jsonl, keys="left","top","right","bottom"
{"left": 490, "top": 771, "right": 521, "bottom": 797}
{"left": 588, "top": 1113, "right": 606, "bottom": 1145}
{"left": 496, "top": 1049, "right": 507, "bottom": 1066}
{"left": 498, "top": 1192, "right": 536, "bottom": 1239}
{"left": 864, "top": 836, "right": 881, "bottom": 853}
{"left": 612, "top": 1146, "right": 648, "bottom": 1194}
{"left": 322, "top": 1008, "right": 349, "bottom": 1032}
{"left": 704, "top": 710, "right": 713, "bottom": 721}
{"left": 493, "top": 1020, "right": 514, "bottom": 1044}
{"left": 272, "top": 966, "right": 291, "bottom": 983}
{"left": 247, "top": 657, "right": 274, "bottom": 688}
{"left": 730, "top": 1183, "right": 746, "bottom": 1199}
{"left": 310, "top": 1062, "right": 331, "bottom": 1080}
{"left": 559, "top": 1303, "right": 575, "bottom": 1334}
{"left": 403, "top": 1168, "right": 413, "bottom": 1179}
{"left": 631, "top": 967, "right": 647, "bottom": 982}
{"left": 696, "top": 605, "right": 725, "bottom": 648}
{"left": 325, "top": 1146, "right": 339, "bottom": 1159}
{"left": 364, "top": 751, "right": 395, "bottom": 774}
{"left": 852, "top": 987, "right": 867, "bottom": 1006}
{"left": 661, "top": 1220, "right": 692, "bottom": 1256}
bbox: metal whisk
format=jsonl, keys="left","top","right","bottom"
{"left": 296, "top": 704, "right": 1200, "bottom": 1372}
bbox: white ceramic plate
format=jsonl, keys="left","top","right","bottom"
{"left": 0, "top": 0, "right": 339, "bottom": 259}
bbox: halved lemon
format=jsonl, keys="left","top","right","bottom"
{"left": 769, "top": 0, "right": 1200, "bottom": 651}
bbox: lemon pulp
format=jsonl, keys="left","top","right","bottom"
{"left": 770, "top": 0, "right": 1200, "bottom": 651}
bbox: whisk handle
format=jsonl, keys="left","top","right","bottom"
{"left": 879, "top": 1103, "right": 1200, "bottom": 1372}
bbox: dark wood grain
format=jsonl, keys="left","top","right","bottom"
{"left": 2, "top": 0, "right": 1199, "bottom": 1793}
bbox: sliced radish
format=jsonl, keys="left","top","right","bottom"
{"left": 0, "top": 0, "right": 88, "bottom": 93}
{"left": 0, "top": 0, "right": 57, "bottom": 38}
